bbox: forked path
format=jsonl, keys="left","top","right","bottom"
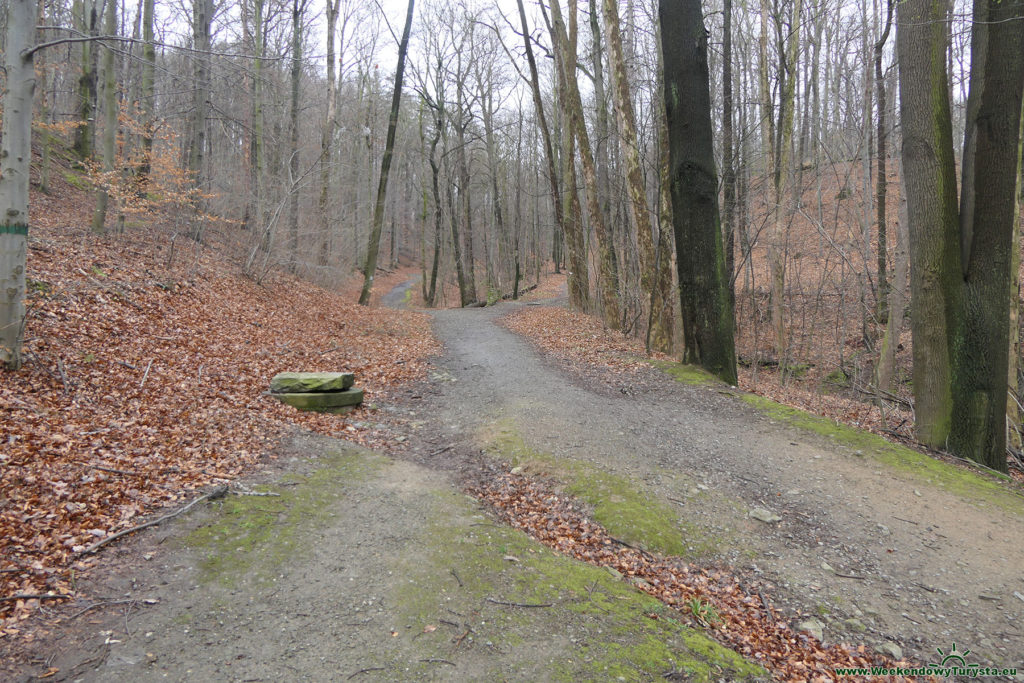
{"left": 8, "top": 298, "right": 1023, "bottom": 681}
{"left": 413, "top": 302, "right": 1024, "bottom": 669}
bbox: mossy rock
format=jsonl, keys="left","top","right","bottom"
{"left": 271, "top": 387, "right": 363, "bottom": 413}
{"left": 270, "top": 371, "right": 354, "bottom": 393}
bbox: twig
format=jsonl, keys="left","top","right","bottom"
{"left": 832, "top": 571, "right": 867, "bottom": 580}
{"left": 419, "top": 658, "right": 455, "bottom": 667}
{"left": 229, "top": 488, "right": 281, "bottom": 497}
{"left": 116, "top": 360, "right": 137, "bottom": 370}
{"left": 892, "top": 516, "right": 919, "bottom": 525}
{"left": 347, "top": 667, "right": 386, "bottom": 679}
{"left": 430, "top": 445, "right": 453, "bottom": 456}
{"left": 0, "top": 593, "right": 72, "bottom": 603}
{"left": 68, "top": 598, "right": 144, "bottom": 621}
{"left": 139, "top": 359, "right": 153, "bottom": 388}
{"left": 78, "top": 485, "right": 229, "bottom": 555}
{"left": 450, "top": 568, "right": 463, "bottom": 587}
{"left": 89, "top": 464, "right": 142, "bottom": 476}
{"left": 608, "top": 536, "right": 655, "bottom": 560}
{"left": 758, "top": 591, "right": 774, "bottom": 622}
{"left": 484, "top": 597, "right": 552, "bottom": 608}
{"left": 57, "top": 359, "right": 71, "bottom": 394}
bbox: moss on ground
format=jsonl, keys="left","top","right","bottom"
{"left": 735, "top": 392, "right": 1023, "bottom": 513}
{"left": 652, "top": 357, "right": 1022, "bottom": 513}
{"left": 482, "top": 421, "right": 728, "bottom": 559}
{"left": 181, "top": 445, "right": 385, "bottom": 586}
{"left": 397, "top": 488, "right": 763, "bottom": 682}
{"left": 651, "top": 360, "right": 726, "bottom": 387}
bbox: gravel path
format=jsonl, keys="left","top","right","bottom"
{"left": 396, "top": 301, "right": 1024, "bottom": 670}
{"left": 7, "top": 291, "right": 1023, "bottom": 680}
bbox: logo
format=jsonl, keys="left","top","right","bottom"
{"left": 931, "top": 643, "right": 980, "bottom": 670}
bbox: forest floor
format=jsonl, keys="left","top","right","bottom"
{"left": 5, "top": 271, "right": 1024, "bottom": 681}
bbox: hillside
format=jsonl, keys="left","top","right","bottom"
{"left": 0, "top": 169, "right": 439, "bottom": 636}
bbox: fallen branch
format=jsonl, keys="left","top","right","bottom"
{"left": 450, "top": 568, "right": 463, "bottom": 588}
{"left": 89, "top": 464, "right": 143, "bottom": 476}
{"left": 484, "top": 597, "right": 552, "bottom": 608}
{"left": 0, "top": 593, "right": 72, "bottom": 603}
{"left": 347, "top": 667, "right": 387, "bottom": 680}
{"left": 139, "top": 359, "right": 154, "bottom": 388}
{"left": 832, "top": 571, "right": 867, "bottom": 580}
{"left": 419, "top": 658, "right": 455, "bottom": 667}
{"left": 77, "top": 485, "right": 229, "bottom": 555}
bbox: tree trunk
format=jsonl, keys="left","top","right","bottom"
{"left": 188, "top": 0, "right": 211, "bottom": 242}
{"left": 90, "top": 0, "right": 118, "bottom": 235}
{"left": 358, "top": 0, "right": 415, "bottom": 305}
{"left": 73, "top": 0, "right": 99, "bottom": 159}
{"left": 287, "top": 0, "right": 305, "bottom": 273}
{"left": 875, "top": 0, "right": 894, "bottom": 323}
{"left": 722, "top": 0, "right": 736, "bottom": 307}
{"left": 948, "top": 0, "right": 1024, "bottom": 470}
{"left": 139, "top": 0, "right": 154, "bottom": 182}
{"left": 603, "top": 0, "right": 669, "bottom": 351}
{"left": 660, "top": 0, "right": 737, "bottom": 384}
{"left": 897, "top": 0, "right": 961, "bottom": 449}
{"left": 549, "top": 0, "right": 620, "bottom": 328}
{"left": 0, "top": 0, "right": 36, "bottom": 370}
{"left": 318, "top": 0, "right": 341, "bottom": 268}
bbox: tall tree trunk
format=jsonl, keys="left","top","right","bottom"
{"left": 589, "top": 0, "right": 616, "bottom": 293}
{"left": 874, "top": 0, "right": 894, "bottom": 323}
{"left": 287, "top": 0, "right": 306, "bottom": 273}
{"left": 516, "top": 0, "right": 581, "bottom": 304}
{"left": 0, "top": 0, "right": 36, "bottom": 370}
{"left": 949, "top": 0, "right": 1024, "bottom": 470}
{"left": 358, "top": 0, "right": 415, "bottom": 305}
{"left": 73, "top": 0, "right": 99, "bottom": 159}
{"left": 189, "top": 0, "right": 211, "bottom": 241}
{"left": 768, "top": 0, "right": 802, "bottom": 369}
{"left": 603, "top": 0, "right": 670, "bottom": 350}
{"left": 318, "top": 0, "right": 341, "bottom": 268}
{"left": 91, "top": 0, "right": 118, "bottom": 234}
{"left": 660, "top": 0, "right": 737, "bottom": 384}
{"left": 139, "top": 0, "right": 154, "bottom": 182}
{"left": 549, "top": 0, "right": 620, "bottom": 328}
{"left": 426, "top": 113, "right": 443, "bottom": 307}
{"left": 897, "top": 0, "right": 961, "bottom": 449}
{"left": 722, "top": 0, "right": 736, "bottom": 306}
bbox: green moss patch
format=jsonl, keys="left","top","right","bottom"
{"left": 482, "top": 422, "right": 727, "bottom": 560}
{"left": 181, "top": 445, "right": 385, "bottom": 586}
{"left": 398, "top": 489, "right": 763, "bottom": 682}
{"left": 651, "top": 360, "right": 726, "bottom": 387}
{"left": 737, "top": 392, "right": 1023, "bottom": 514}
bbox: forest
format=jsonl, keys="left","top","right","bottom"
{"left": 0, "top": 0, "right": 1023, "bottom": 468}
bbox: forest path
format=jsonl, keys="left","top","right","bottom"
{"left": 380, "top": 275, "right": 419, "bottom": 309}
{"left": 10, "top": 297, "right": 1024, "bottom": 681}
{"left": 397, "top": 301, "right": 1024, "bottom": 669}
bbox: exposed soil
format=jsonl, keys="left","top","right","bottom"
{"left": 5, "top": 286, "right": 1024, "bottom": 681}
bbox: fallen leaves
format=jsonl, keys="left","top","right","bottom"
{"left": 468, "top": 465, "right": 922, "bottom": 682}
{"left": 501, "top": 306, "right": 672, "bottom": 374}
{"left": 1, "top": 183, "right": 439, "bottom": 634}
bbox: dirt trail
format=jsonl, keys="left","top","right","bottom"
{"left": 7, "top": 292, "right": 1024, "bottom": 681}
{"left": 397, "top": 303, "right": 1024, "bottom": 669}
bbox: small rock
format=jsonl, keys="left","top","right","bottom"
{"left": 750, "top": 507, "right": 782, "bottom": 524}
{"left": 146, "top": 653, "right": 158, "bottom": 664}
{"left": 798, "top": 618, "right": 825, "bottom": 641}
{"left": 786, "top": 489, "right": 801, "bottom": 496}
{"left": 502, "top": 555, "right": 520, "bottom": 563}
{"left": 913, "top": 490, "right": 922, "bottom": 497}
{"left": 696, "top": 484, "right": 709, "bottom": 491}
{"left": 1014, "top": 591, "right": 1024, "bottom": 604}
{"left": 605, "top": 566, "right": 623, "bottom": 580}
{"left": 875, "top": 642, "right": 903, "bottom": 660}
{"left": 877, "top": 524, "right": 890, "bottom": 535}
{"left": 395, "top": 436, "right": 407, "bottom": 443}
{"left": 821, "top": 562, "right": 834, "bottom": 573}
{"left": 510, "top": 466, "right": 523, "bottom": 475}
{"left": 843, "top": 618, "right": 867, "bottom": 633}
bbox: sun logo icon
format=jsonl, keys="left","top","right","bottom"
{"left": 932, "top": 643, "right": 979, "bottom": 669}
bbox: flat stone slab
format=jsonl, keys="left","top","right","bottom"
{"left": 271, "top": 387, "right": 364, "bottom": 413}
{"left": 270, "top": 372, "right": 354, "bottom": 394}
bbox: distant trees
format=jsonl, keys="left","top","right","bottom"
{"left": 4, "top": 0, "right": 1024, "bottom": 470}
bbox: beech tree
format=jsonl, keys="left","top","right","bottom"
{"left": 659, "top": 0, "right": 737, "bottom": 384}
{"left": 898, "top": 0, "right": 1024, "bottom": 469}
